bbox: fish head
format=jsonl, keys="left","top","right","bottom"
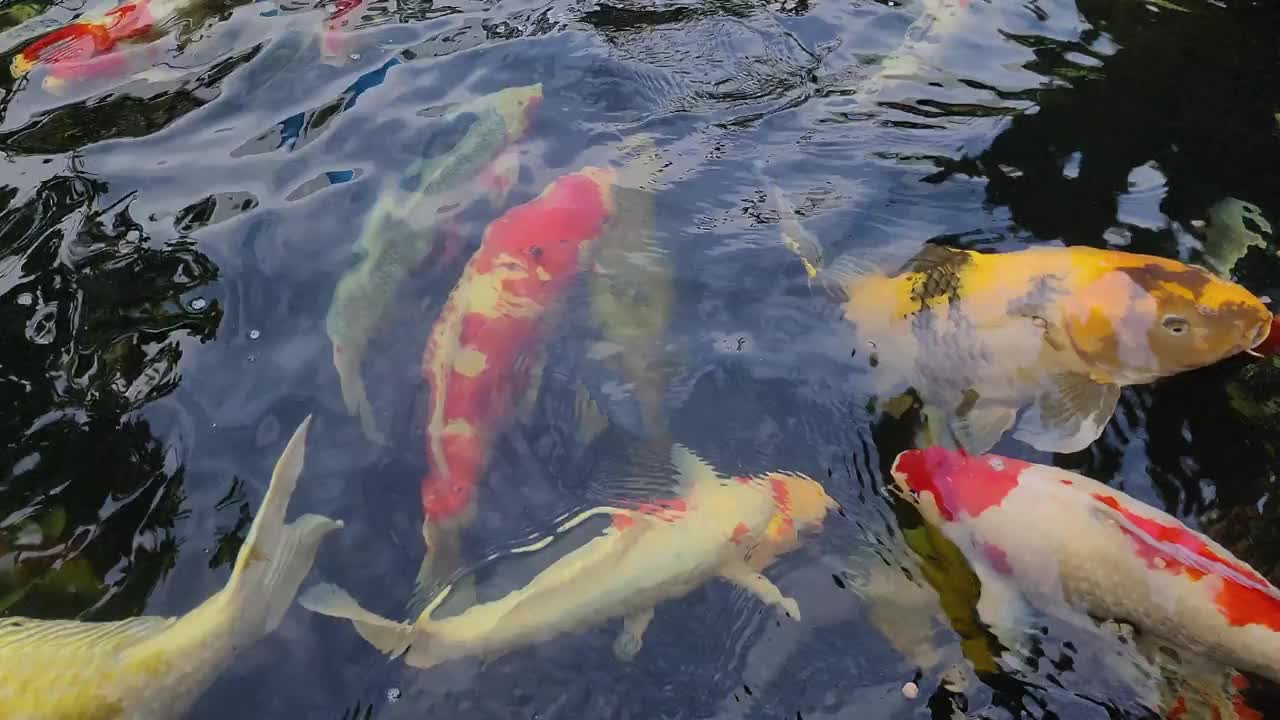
{"left": 889, "top": 447, "right": 1030, "bottom": 525}
{"left": 491, "top": 166, "right": 616, "bottom": 278}
{"left": 1063, "top": 257, "right": 1271, "bottom": 382}
{"left": 764, "top": 472, "right": 836, "bottom": 533}
{"left": 492, "top": 83, "right": 543, "bottom": 139}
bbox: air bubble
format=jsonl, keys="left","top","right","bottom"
{"left": 988, "top": 458, "right": 1005, "bottom": 471}
{"left": 248, "top": 329, "right": 261, "bottom": 340}
{"left": 16, "top": 292, "right": 32, "bottom": 306}
{"left": 189, "top": 297, "right": 208, "bottom": 311}
{"left": 386, "top": 688, "right": 401, "bottom": 702}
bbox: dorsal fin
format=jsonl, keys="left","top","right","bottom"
{"left": 0, "top": 615, "right": 174, "bottom": 656}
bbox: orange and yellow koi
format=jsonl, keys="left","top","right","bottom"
{"left": 414, "top": 166, "right": 621, "bottom": 594}
{"left": 10, "top": 0, "right": 168, "bottom": 84}
{"left": 783, "top": 227, "right": 1271, "bottom": 453}
{"left": 891, "top": 446, "right": 1280, "bottom": 686}
{"left": 302, "top": 445, "right": 836, "bottom": 668}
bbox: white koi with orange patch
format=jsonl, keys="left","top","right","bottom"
{"left": 302, "top": 445, "right": 835, "bottom": 668}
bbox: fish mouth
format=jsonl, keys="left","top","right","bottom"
{"left": 1248, "top": 318, "right": 1272, "bottom": 349}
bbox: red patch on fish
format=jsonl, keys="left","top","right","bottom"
{"left": 420, "top": 169, "right": 613, "bottom": 524}
{"left": 611, "top": 513, "right": 636, "bottom": 532}
{"left": 1092, "top": 493, "right": 1280, "bottom": 632}
{"left": 1231, "top": 674, "right": 1263, "bottom": 720}
{"left": 620, "top": 498, "right": 688, "bottom": 523}
{"left": 768, "top": 476, "right": 795, "bottom": 535}
{"left": 21, "top": 0, "right": 154, "bottom": 79}
{"left": 892, "top": 447, "right": 1030, "bottom": 521}
{"left": 1250, "top": 316, "right": 1280, "bottom": 358}
{"left": 980, "top": 542, "right": 1014, "bottom": 575}
{"left": 1168, "top": 696, "right": 1187, "bottom": 720}
{"left": 730, "top": 522, "right": 751, "bottom": 545}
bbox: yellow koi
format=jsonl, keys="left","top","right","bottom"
{"left": 0, "top": 417, "right": 341, "bottom": 719}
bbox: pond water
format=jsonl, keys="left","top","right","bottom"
{"left": 3, "top": 0, "right": 1280, "bottom": 716}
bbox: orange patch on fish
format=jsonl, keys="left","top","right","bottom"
{"left": 730, "top": 522, "right": 751, "bottom": 545}
{"left": 611, "top": 513, "right": 636, "bottom": 532}
{"left": 1092, "top": 493, "right": 1280, "bottom": 632}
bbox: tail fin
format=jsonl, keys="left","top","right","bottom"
{"left": 300, "top": 583, "right": 414, "bottom": 659}
{"left": 226, "top": 416, "right": 344, "bottom": 634}
{"left": 408, "top": 525, "right": 466, "bottom": 618}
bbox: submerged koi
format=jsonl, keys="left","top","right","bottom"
{"left": 412, "top": 164, "right": 622, "bottom": 599}
{"left": 0, "top": 417, "right": 342, "bottom": 718}
{"left": 775, "top": 200, "right": 1271, "bottom": 454}
{"left": 319, "top": 0, "right": 375, "bottom": 59}
{"left": 326, "top": 83, "right": 541, "bottom": 443}
{"left": 891, "top": 446, "right": 1280, "bottom": 685}
{"left": 10, "top": 0, "right": 172, "bottom": 84}
{"left": 302, "top": 445, "right": 834, "bottom": 668}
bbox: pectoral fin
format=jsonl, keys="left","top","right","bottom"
{"left": 1013, "top": 373, "right": 1120, "bottom": 454}
{"left": 720, "top": 563, "right": 801, "bottom": 621}
{"left": 612, "top": 606, "right": 656, "bottom": 661}
{"left": 948, "top": 404, "right": 1016, "bottom": 456}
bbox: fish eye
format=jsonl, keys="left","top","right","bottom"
{"left": 1162, "top": 315, "right": 1190, "bottom": 335}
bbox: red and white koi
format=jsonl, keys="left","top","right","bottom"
{"left": 890, "top": 446, "right": 1280, "bottom": 685}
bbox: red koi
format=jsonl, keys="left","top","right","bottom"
{"left": 415, "top": 167, "right": 617, "bottom": 586}
{"left": 12, "top": 0, "right": 156, "bottom": 81}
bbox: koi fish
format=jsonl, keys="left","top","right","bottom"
{"left": 775, "top": 199, "right": 1271, "bottom": 453}
{"left": 10, "top": 0, "right": 174, "bottom": 85}
{"left": 301, "top": 445, "right": 835, "bottom": 668}
{"left": 890, "top": 446, "right": 1280, "bottom": 686}
{"left": 585, "top": 138, "right": 676, "bottom": 439}
{"left": 318, "top": 0, "right": 376, "bottom": 60}
{"left": 326, "top": 83, "right": 541, "bottom": 444}
{"left": 0, "top": 416, "right": 341, "bottom": 718}
{"left": 412, "top": 163, "right": 626, "bottom": 601}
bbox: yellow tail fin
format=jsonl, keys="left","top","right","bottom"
{"left": 227, "top": 416, "right": 344, "bottom": 634}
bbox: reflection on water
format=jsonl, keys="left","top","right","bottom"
{"left": 2, "top": 0, "right": 1280, "bottom": 716}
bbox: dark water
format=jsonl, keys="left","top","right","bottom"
{"left": 3, "top": 0, "right": 1280, "bottom": 716}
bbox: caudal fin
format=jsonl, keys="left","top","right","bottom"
{"left": 226, "top": 416, "right": 344, "bottom": 635}
{"left": 333, "top": 346, "right": 387, "bottom": 445}
{"left": 408, "top": 526, "right": 466, "bottom": 617}
{"left": 300, "top": 583, "right": 414, "bottom": 659}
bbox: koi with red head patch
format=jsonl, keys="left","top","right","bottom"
{"left": 891, "top": 447, "right": 1280, "bottom": 685}
{"left": 11, "top": 0, "right": 162, "bottom": 83}
{"left": 303, "top": 444, "right": 836, "bottom": 668}
{"left": 412, "top": 166, "right": 619, "bottom": 599}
